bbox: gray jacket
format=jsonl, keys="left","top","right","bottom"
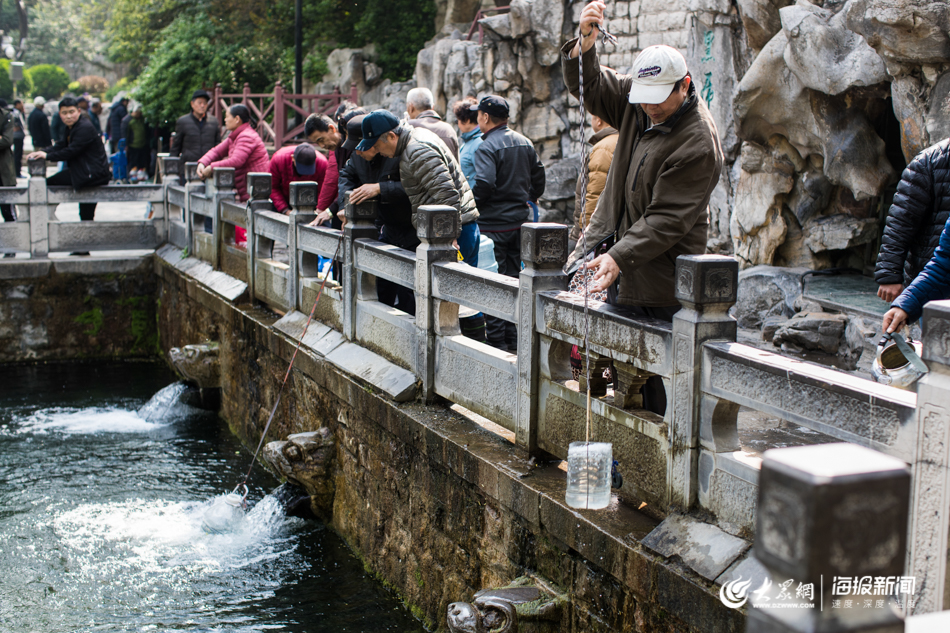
{"left": 394, "top": 125, "right": 478, "bottom": 228}
{"left": 472, "top": 124, "right": 545, "bottom": 231}
{"left": 408, "top": 110, "right": 459, "bottom": 160}
{"left": 170, "top": 112, "right": 221, "bottom": 177}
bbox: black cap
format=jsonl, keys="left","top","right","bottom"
{"left": 470, "top": 95, "right": 509, "bottom": 119}
{"left": 293, "top": 143, "right": 318, "bottom": 176}
{"left": 341, "top": 115, "right": 366, "bottom": 151}
{"left": 192, "top": 89, "right": 211, "bottom": 101}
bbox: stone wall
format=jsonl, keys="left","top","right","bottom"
{"left": 0, "top": 257, "right": 159, "bottom": 362}
{"left": 316, "top": 0, "right": 949, "bottom": 271}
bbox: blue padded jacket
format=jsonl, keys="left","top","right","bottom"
{"left": 893, "top": 214, "right": 950, "bottom": 321}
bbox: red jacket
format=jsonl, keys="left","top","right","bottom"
{"left": 199, "top": 122, "right": 270, "bottom": 201}
{"left": 269, "top": 145, "right": 328, "bottom": 213}
{"left": 317, "top": 149, "right": 339, "bottom": 212}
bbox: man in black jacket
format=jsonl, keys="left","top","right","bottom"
{"left": 27, "top": 97, "right": 111, "bottom": 225}
{"left": 170, "top": 89, "right": 220, "bottom": 180}
{"left": 108, "top": 95, "right": 129, "bottom": 154}
{"left": 471, "top": 95, "right": 546, "bottom": 351}
{"left": 875, "top": 138, "right": 950, "bottom": 302}
{"left": 28, "top": 97, "right": 51, "bottom": 151}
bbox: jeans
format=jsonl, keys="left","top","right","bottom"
{"left": 457, "top": 221, "right": 480, "bottom": 268}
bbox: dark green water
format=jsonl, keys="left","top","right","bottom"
{"left": 0, "top": 362, "right": 425, "bottom": 633}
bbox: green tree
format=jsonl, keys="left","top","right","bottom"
{"left": 0, "top": 59, "right": 32, "bottom": 100}
{"left": 25, "top": 65, "right": 71, "bottom": 99}
{"left": 24, "top": 0, "right": 112, "bottom": 73}
{"left": 106, "top": 0, "right": 187, "bottom": 74}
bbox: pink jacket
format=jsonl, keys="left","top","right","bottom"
{"left": 317, "top": 150, "right": 339, "bottom": 212}
{"left": 269, "top": 145, "right": 328, "bottom": 213}
{"left": 199, "top": 122, "right": 270, "bottom": 202}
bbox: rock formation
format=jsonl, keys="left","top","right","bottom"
{"left": 310, "top": 0, "right": 949, "bottom": 273}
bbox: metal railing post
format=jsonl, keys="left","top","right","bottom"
{"left": 669, "top": 254, "right": 738, "bottom": 511}
{"left": 342, "top": 192, "right": 378, "bottom": 341}
{"left": 26, "top": 158, "right": 48, "bottom": 258}
{"left": 206, "top": 167, "right": 235, "bottom": 269}
{"left": 749, "top": 442, "right": 909, "bottom": 632}
{"left": 516, "top": 223, "right": 568, "bottom": 453}
{"left": 907, "top": 299, "right": 950, "bottom": 614}
{"left": 287, "top": 181, "right": 318, "bottom": 312}
{"left": 245, "top": 173, "right": 272, "bottom": 305}
{"left": 414, "top": 205, "right": 460, "bottom": 402}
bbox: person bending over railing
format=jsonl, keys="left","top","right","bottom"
{"left": 883, "top": 213, "right": 950, "bottom": 334}
{"left": 196, "top": 104, "right": 269, "bottom": 244}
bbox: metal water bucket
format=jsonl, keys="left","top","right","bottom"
{"left": 872, "top": 333, "right": 926, "bottom": 390}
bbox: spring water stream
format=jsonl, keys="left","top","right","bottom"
{"left": 0, "top": 362, "right": 424, "bottom": 632}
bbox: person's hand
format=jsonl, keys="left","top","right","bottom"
{"left": 336, "top": 209, "right": 346, "bottom": 222}
{"left": 311, "top": 210, "right": 331, "bottom": 226}
{"left": 882, "top": 307, "right": 909, "bottom": 334}
{"left": 196, "top": 163, "right": 210, "bottom": 179}
{"left": 582, "top": 252, "right": 620, "bottom": 292}
{"left": 572, "top": 1, "right": 607, "bottom": 57}
{"left": 26, "top": 151, "right": 46, "bottom": 161}
{"left": 877, "top": 283, "right": 904, "bottom": 303}
{"left": 349, "top": 183, "right": 381, "bottom": 205}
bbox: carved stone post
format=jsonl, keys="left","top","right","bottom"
{"left": 749, "top": 442, "right": 909, "bottom": 632}
{"left": 206, "top": 167, "right": 235, "bottom": 269}
{"left": 516, "top": 223, "right": 568, "bottom": 452}
{"left": 415, "top": 205, "right": 459, "bottom": 401}
{"left": 26, "top": 158, "right": 48, "bottom": 258}
{"left": 245, "top": 173, "right": 272, "bottom": 305}
{"left": 287, "top": 181, "right": 319, "bottom": 312}
{"left": 342, "top": 192, "right": 378, "bottom": 340}
{"left": 668, "top": 254, "right": 738, "bottom": 510}
{"left": 161, "top": 156, "right": 182, "bottom": 187}
{"left": 907, "top": 299, "right": 950, "bottom": 614}
{"left": 183, "top": 161, "right": 201, "bottom": 255}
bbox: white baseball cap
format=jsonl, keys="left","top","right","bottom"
{"left": 627, "top": 45, "right": 688, "bottom": 105}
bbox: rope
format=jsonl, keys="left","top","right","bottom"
{"left": 241, "top": 230, "right": 343, "bottom": 486}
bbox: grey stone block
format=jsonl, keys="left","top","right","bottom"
{"left": 520, "top": 222, "right": 568, "bottom": 269}
{"left": 325, "top": 342, "right": 418, "bottom": 402}
{"left": 0, "top": 260, "right": 52, "bottom": 279}
{"left": 28, "top": 157, "right": 46, "bottom": 177}
{"left": 675, "top": 254, "right": 739, "bottom": 309}
{"left": 157, "top": 244, "right": 247, "bottom": 302}
{"left": 417, "top": 205, "right": 459, "bottom": 242}
{"left": 246, "top": 173, "right": 272, "bottom": 201}
{"left": 184, "top": 162, "right": 200, "bottom": 182}
{"left": 52, "top": 257, "right": 150, "bottom": 275}
{"left": 289, "top": 181, "right": 319, "bottom": 209}
{"left": 715, "top": 551, "right": 770, "bottom": 591}
{"left": 641, "top": 514, "right": 750, "bottom": 581}
{"left": 772, "top": 311, "right": 848, "bottom": 354}
{"left": 921, "top": 300, "right": 950, "bottom": 366}
{"left": 212, "top": 167, "right": 235, "bottom": 189}
{"left": 343, "top": 192, "right": 378, "bottom": 223}
{"left": 272, "top": 310, "right": 334, "bottom": 351}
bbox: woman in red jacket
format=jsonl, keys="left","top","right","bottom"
{"left": 197, "top": 104, "right": 269, "bottom": 244}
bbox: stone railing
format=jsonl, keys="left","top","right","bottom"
{"left": 0, "top": 158, "right": 167, "bottom": 258}
{"left": 7, "top": 154, "right": 950, "bottom": 615}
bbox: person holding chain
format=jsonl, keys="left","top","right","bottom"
{"left": 562, "top": 0, "right": 724, "bottom": 415}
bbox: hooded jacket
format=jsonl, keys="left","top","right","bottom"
{"left": 875, "top": 139, "right": 950, "bottom": 288}
{"left": 562, "top": 38, "right": 724, "bottom": 307}
{"left": 572, "top": 126, "right": 618, "bottom": 241}
{"left": 44, "top": 113, "right": 111, "bottom": 189}
{"left": 198, "top": 122, "right": 269, "bottom": 202}
{"left": 394, "top": 125, "right": 478, "bottom": 228}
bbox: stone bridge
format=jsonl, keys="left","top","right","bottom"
{"left": 1, "top": 157, "right": 949, "bottom": 631}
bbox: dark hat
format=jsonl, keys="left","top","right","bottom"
{"left": 469, "top": 95, "right": 509, "bottom": 119}
{"left": 0, "top": 99, "right": 8, "bottom": 109}
{"left": 356, "top": 110, "right": 400, "bottom": 152}
{"left": 191, "top": 89, "right": 211, "bottom": 101}
{"left": 341, "top": 115, "right": 366, "bottom": 151}
{"left": 293, "top": 143, "right": 318, "bottom": 176}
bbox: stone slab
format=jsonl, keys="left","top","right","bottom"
{"left": 641, "top": 514, "right": 750, "bottom": 581}
{"left": 802, "top": 273, "right": 890, "bottom": 319}
{"left": 52, "top": 256, "right": 150, "bottom": 275}
{"left": 0, "top": 260, "right": 52, "bottom": 279}
{"left": 325, "top": 341, "right": 418, "bottom": 402}
{"left": 157, "top": 244, "right": 247, "bottom": 303}
{"left": 272, "top": 310, "right": 333, "bottom": 351}
{"left": 715, "top": 551, "right": 770, "bottom": 590}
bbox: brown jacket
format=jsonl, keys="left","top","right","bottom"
{"left": 408, "top": 110, "right": 459, "bottom": 161}
{"left": 572, "top": 126, "right": 618, "bottom": 241}
{"left": 562, "top": 39, "right": 724, "bottom": 307}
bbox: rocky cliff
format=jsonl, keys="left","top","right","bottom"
{"left": 315, "top": 0, "right": 950, "bottom": 272}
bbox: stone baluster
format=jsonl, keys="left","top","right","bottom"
{"left": 26, "top": 158, "right": 48, "bottom": 258}
{"left": 669, "top": 254, "right": 738, "bottom": 510}
{"left": 244, "top": 172, "right": 272, "bottom": 305}
{"left": 907, "top": 300, "right": 950, "bottom": 614}
{"left": 183, "top": 161, "right": 201, "bottom": 256}
{"left": 516, "top": 223, "right": 568, "bottom": 453}
{"left": 206, "top": 167, "right": 235, "bottom": 269}
{"left": 161, "top": 156, "right": 182, "bottom": 187}
{"left": 342, "top": 192, "right": 378, "bottom": 341}
{"left": 287, "top": 181, "right": 319, "bottom": 312}
{"left": 749, "top": 442, "right": 909, "bottom": 632}
{"left": 414, "top": 205, "right": 460, "bottom": 401}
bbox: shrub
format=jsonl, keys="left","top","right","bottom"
{"left": 77, "top": 75, "right": 109, "bottom": 97}
{"left": 67, "top": 80, "right": 81, "bottom": 94}
{"left": 25, "top": 64, "right": 71, "bottom": 99}
{"left": 105, "top": 77, "right": 132, "bottom": 102}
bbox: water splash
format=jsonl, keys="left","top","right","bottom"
{"left": 137, "top": 382, "right": 192, "bottom": 422}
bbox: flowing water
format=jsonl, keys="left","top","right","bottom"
{"left": 0, "top": 362, "right": 425, "bottom": 632}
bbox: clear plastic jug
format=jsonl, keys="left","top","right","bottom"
{"left": 201, "top": 484, "right": 248, "bottom": 534}
{"left": 565, "top": 441, "right": 612, "bottom": 509}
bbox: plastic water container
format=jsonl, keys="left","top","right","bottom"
{"left": 201, "top": 485, "right": 248, "bottom": 534}
{"left": 565, "top": 441, "right": 612, "bottom": 509}
{"left": 477, "top": 235, "right": 498, "bottom": 274}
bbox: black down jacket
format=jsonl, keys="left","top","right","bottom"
{"left": 45, "top": 114, "right": 111, "bottom": 189}
{"left": 337, "top": 149, "right": 415, "bottom": 249}
{"left": 875, "top": 138, "right": 950, "bottom": 287}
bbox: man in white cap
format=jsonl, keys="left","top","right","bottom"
{"left": 562, "top": 0, "right": 724, "bottom": 415}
